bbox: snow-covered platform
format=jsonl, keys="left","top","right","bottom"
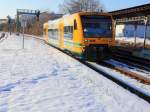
{"left": 0, "top": 34, "right": 149, "bottom": 112}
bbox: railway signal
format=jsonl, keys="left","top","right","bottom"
{"left": 16, "top": 9, "right": 41, "bottom": 33}
{"left": 36, "top": 10, "right": 40, "bottom": 21}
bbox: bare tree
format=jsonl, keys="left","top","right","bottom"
{"left": 22, "top": 12, "right": 63, "bottom": 36}
{"left": 59, "top": 0, "right": 105, "bottom": 14}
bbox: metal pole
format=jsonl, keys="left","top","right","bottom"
{"left": 9, "top": 23, "right": 11, "bottom": 35}
{"left": 8, "top": 23, "right": 10, "bottom": 34}
{"left": 114, "top": 20, "right": 117, "bottom": 31}
{"left": 16, "top": 10, "right": 20, "bottom": 34}
{"left": 143, "top": 17, "right": 148, "bottom": 49}
{"left": 22, "top": 26, "right": 24, "bottom": 49}
{"left": 7, "top": 16, "right": 11, "bottom": 35}
{"left": 114, "top": 20, "right": 117, "bottom": 45}
{"left": 134, "top": 22, "right": 137, "bottom": 48}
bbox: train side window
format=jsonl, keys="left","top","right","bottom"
{"left": 74, "top": 20, "right": 77, "bottom": 30}
{"left": 70, "top": 26, "right": 73, "bottom": 33}
{"left": 48, "top": 29, "right": 59, "bottom": 40}
{"left": 64, "top": 26, "right": 73, "bottom": 39}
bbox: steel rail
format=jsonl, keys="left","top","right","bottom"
{"left": 100, "top": 61, "right": 150, "bottom": 84}
{"left": 112, "top": 52, "right": 150, "bottom": 67}
{"left": 112, "top": 56, "right": 150, "bottom": 72}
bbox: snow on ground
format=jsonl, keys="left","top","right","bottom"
{"left": 0, "top": 34, "right": 150, "bottom": 112}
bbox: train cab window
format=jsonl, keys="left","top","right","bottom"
{"left": 74, "top": 20, "right": 77, "bottom": 30}
{"left": 81, "top": 16, "right": 112, "bottom": 38}
{"left": 64, "top": 26, "right": 73, "bottom": 39}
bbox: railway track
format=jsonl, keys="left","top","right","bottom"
{"left": 27, "top": 35, "right": 150, "bottom": 103}
{"left": 112, "top": 51, "right": 150, "bottom": 67}
{"left": 100, "top": 60, "right": 150, "bottom": 84}
{"left": 112, "top": 55, "right": 150, "bottom": 72}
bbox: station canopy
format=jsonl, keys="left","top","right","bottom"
{"left": 109, "top": 3, "right": 150, "bottom": 24}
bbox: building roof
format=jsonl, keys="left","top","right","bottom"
{"left": 110, "top": 3, "right": 150, "bottom": 15}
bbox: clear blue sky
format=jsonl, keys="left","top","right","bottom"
{"left": 0, "top": 0, "right": 149, "bottom": 19}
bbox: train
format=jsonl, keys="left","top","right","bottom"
{"left": 43, "top": 12, "right": 115, "bottom": 61}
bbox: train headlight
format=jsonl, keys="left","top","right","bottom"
{"left": 84, "top": 40, "right": 89, "bottom": 42}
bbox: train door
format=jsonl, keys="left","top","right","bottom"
{"left": 72, "top": 16, "right": 84, "bottom": 56}
{"left": 59, "top": 19, "right": 64, "bottom": 49}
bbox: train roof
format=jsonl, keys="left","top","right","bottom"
{"left": 76, "top": 12, "right": 111, "bottom": 15}
{"left": 63, "top": 12, "right": 112, "bottom": 17}
{"left": 47, "top": 12, "right": 112, "bottom": 23}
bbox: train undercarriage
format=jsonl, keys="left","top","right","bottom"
{"left": 84, "top": 45, "right": 111, "bottom": 61}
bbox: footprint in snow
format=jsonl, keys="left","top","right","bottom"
{"left": 51, "top": 68, "right": 59, "bottom": 76}
{"left": 0, "top": 81, "right": 20, "bottom": 93}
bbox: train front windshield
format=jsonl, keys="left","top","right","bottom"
{"left": 81, "top": 15, "right": 112, "bottom": 38}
